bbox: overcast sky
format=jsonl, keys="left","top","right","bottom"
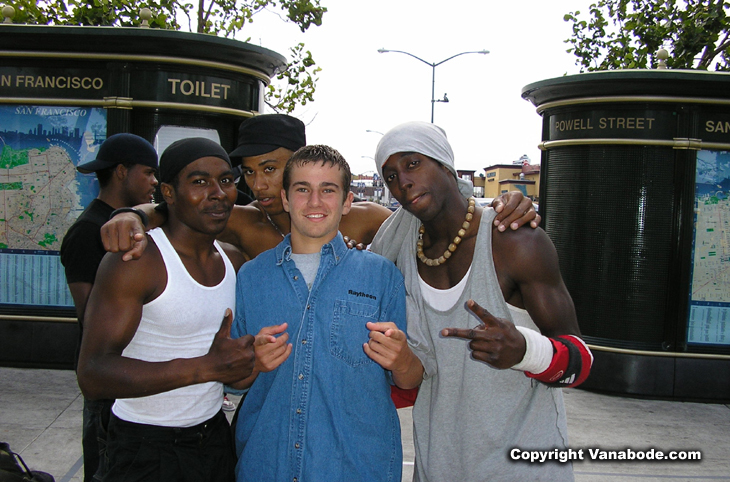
{"left": 237, "top": 0, "right": 596, "bottom": 175}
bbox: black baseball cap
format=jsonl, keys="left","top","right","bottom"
{"left": 228, "top": 114, "right": 306, "bottom": 160}
{"left": 77, "top": 133, "right": 158, "bottom": 174}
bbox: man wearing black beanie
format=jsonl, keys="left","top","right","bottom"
{"left": 77, "top": 138, "right": 255, "bottom": 482}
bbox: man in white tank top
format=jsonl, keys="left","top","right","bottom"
{"left": 370, "top": 122, "right": 593, "bottom": 482}
{"left": 77, "top": 138, "right": 255, "bottom": 482}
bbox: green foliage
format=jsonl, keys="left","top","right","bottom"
{"left": 6, "top": 0, "right": 326, "bottom": 111}
{"left": 564, "top": 0, "right": 730, "bottom": 71}
{"left": 8, "top": 0, "right": 179, "bottom": 28}
{"left": 266, "top": 42, "right": 321, "bottom": 113}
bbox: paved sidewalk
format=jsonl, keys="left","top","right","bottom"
{"left": 1, "top": 367, "right": 728, "bottom": 481}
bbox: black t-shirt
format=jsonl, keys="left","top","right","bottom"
{"left": 60, "top": 199, "right": 114, "bottom": 284}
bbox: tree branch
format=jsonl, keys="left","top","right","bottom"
{"left": 704, "top": 36, "right": 730, "bottom": 67}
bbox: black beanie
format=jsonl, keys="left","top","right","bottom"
{"left": 159, "top": 137, "right": 231, "bottom": 184}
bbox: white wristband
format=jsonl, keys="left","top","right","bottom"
{"left": 511, "top": 326, "right": 553, "bottom": 374}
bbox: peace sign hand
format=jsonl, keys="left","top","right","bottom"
{"left": 441, "top": 299, "right": 526, "bottom": 369}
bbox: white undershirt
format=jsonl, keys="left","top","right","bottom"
{"left": 418, "top": 265, "right": 472, "bottom": 311}
{"left": 418, "top": 265, "right": 553, "bottom": 374}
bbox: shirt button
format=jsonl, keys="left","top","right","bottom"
{"left": 296, "top": 408, "right": 302, "bottom": 414}
{"left": 306, "top": 305, "right": 311, "bottom": 309}
{"left": 298, "top": 373, "right": 304, "bottom": 380}
{"left": 295, "top": 443, "right": 300, "bottom": 449}
{"left": 294, "top": 275, "right": 298, "bottom": 280}
{"left": 302, "top": 339, "right": 307, "bottom": 344}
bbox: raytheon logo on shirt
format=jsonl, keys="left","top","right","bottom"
{"left": 348, "top": 290, "right": 377, "bottom": 300}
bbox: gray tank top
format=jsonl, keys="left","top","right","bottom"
{"left": 409, "top": 210, "right": 574, "bottom": 482}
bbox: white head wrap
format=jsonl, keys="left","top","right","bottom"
{"left": 374, "top": 121, "right": 473, "bottom": 198}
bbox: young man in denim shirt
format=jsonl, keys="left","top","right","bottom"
{"left": 230, "top": 145, "right": 423, "bottom": 482}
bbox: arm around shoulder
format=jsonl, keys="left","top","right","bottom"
{"left": 341, "top": 202, "right": 393, "bottom": 246}
{"left": 101, "top": 203, "right": 165, "bottom": 260}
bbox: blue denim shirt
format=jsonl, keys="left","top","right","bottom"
{"left": 232, "top": 232, "right": 406, "bottom": 482}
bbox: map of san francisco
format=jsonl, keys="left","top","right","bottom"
{"left": 0, "top": 105, "right": 106, "bottom": 308}
{"left": 687, "top": 149, "right": 730, "bottom": 346}
{"left": 691, "top": 151, "right": 730, "bottom": 303}
{"left": 1, "top": 144, "right": 82, "bottom": 250}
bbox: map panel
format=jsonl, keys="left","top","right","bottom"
{"left": 0, "top": 105, "right": 106, "bottom": 309}
{"left": 686, "top": 150, "right": 730, "bottom": 346}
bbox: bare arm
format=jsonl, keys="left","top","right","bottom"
{"left": 101, "top": 204, "right": 253, "bottom": 261}
{"left": 77, "top": 247, "right": 255, "bottom": 400}
{"left": 100, "top": 204, "right": 162, "bottom": 261}
{"left": 339, "top": 201, "right": 393, "bottom": 246}
{"left": 493, "top": 227, "right": 579, "bottom": 337}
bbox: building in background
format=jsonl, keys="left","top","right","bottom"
{"left": 351, "top": 172, "right": 389, "bottom": 204}
{"left": 481, "top": 156, "right": 540, "bottom": 200}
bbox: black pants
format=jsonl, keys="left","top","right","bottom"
{"left": 83, "top": 397, "right": 114, "bottom": 482}
{"left": 104, "top": 411, "right": 236, "bottom": 482}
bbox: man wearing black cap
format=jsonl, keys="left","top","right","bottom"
{"left": 101, "top": 114, "right": 539, "bottom": 261}
{"left": 77, "top": 138, "right": 255, "bottom": 482}
{"left": 60, "top": 132, "right": 158, "bottom": 482}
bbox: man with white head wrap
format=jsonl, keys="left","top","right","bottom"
{"left": 370, "top": 121, "right": 592, "bottom": 482}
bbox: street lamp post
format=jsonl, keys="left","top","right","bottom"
{"left": 377, "top": 48, "right": 489, "bottom": 123}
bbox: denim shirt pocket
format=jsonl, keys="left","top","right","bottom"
{"left": 330, "top": 299, "right": 379, "bottom": 368}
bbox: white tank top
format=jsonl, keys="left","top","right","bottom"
{"left": 112, "top": 227, "right": 236, "bottom": 427}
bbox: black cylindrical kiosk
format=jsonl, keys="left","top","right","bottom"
{"left": 522, "top": 70, "right": 730, "bottom": 401}
{"left": 0, "top": 23, "right": 286, "bottom": 368}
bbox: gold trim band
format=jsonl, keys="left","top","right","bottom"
{"left": 588, "top": 344, "right": 730, "bottom": 361}
{"left": 538, "top": 138, "right": 730, "bottom": 151}
{"left": 536, "top": 94, "right": 730, "bottom": 113}
{"left": 129, "top": 100, "right": 256, "bottom": 117}
{"left": 0, "top": 50, "right": 274, "bottom": 85}
{"left": 0, "top": 314, "right": 76, "bottom": 323}
{"left": 0, "top": 96, "right": 257, "bottom": 117}
{"left": 0, "top": 97, "right": 116, "bottom": 107}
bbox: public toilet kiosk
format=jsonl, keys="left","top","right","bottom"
{"left": 0, "top": 14, "right": 286, "bottom": 368}
{"left": 523, "top": 68, "right": 730, "bottom": 401}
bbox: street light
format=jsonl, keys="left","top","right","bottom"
{"left": 377, "top": 48, "right": 489, "bottom": 123}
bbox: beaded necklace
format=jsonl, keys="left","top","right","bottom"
{"left": 416, "top": 197, "right": 476, "bottom": 266}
